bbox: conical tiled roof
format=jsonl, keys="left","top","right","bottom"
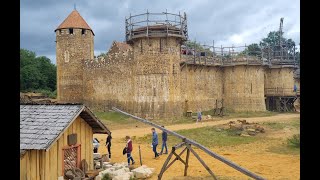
{"left": 55, "top": 10, "right": 94, "bottom": 35}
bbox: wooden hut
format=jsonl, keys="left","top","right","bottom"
{"left": 20, "top": 104, "right": 110, "bottom": 180}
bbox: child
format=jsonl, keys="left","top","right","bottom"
{"left": 125, "top": 136, "right": 135, "bottom": 166}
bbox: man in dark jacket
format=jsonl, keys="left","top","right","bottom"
{"left": 159, "top": 126, "right": 168, "bottom": 155}
{"left": 151, "top": 128, "right": 159, "bottom": 158}
{"left": 106, "top": 132, "right": 112, "bottom": 159}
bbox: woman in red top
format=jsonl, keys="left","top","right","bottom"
{"left": 125, "top": 136, "right": 135, "bottom": 166}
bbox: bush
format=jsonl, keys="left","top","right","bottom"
{"left": 102, "top": 173, "right": 112, "bottom": 180}
{"left": 287, "top": 134, "right": 300, "bottom": 148}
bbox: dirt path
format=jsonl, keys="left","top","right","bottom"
{"left": 94, "top": 113, "right": 300, "bottom": 180}
{"left": 95, "top": 113, "right": 299, "bottom": 140}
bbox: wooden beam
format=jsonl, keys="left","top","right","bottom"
{"left": 185, "top": 143, "right": 218, "bottom": 180}
{"left": 184, "top": 148, "right": 190, "bottom": 176}
{"left": 164, "top": 147, "right": 187, "bottom": 172}
{"left": 158, "top": 151, "right": 174, "bottom": 180}
{"left": 172, "top": 151, "right": 186, "bottom": 165}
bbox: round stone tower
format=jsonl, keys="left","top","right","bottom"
{"left": 126, "top": 11, "right": 188, "bottom": 119}
{"left": 55, "top": 10, "right": 94, "bottom": 103}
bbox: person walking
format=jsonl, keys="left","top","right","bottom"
{"left": 159, "top": 126, "right": 168, "bottom": 155}
{"left": 196, "top": 109, "right": 203, "bottom": 124}
{"left": 151, "top": 128, "right": 160, "bottom": 158}
{"left": 125, "top": 135, "right": 135, "bottom": 166}
{"left": 106, "top": 132, "right": 112, "bottom": 160}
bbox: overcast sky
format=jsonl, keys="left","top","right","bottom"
{"left": 20, "top": 0, "right": 300, "bottom": 64}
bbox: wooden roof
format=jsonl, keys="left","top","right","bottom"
{"left": 55, "top": 10, "right": 94, "bottom": 35}
{"left": 20, "top": 104, "right": 110, "bottom": 153}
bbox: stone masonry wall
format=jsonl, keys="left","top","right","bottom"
{"left": 82, "top": 42, "right": 134, "bottom": 112}
{"left": 56, "top": 28, "right": 94, "bottom": 103}
{"left": 180, "top": 65, "right": 223, "bottom": 113}
{"left": 223, "top": 65, "right": 266, "bottom": 111}
{"left": 131, "top": 37, "right": 182, "bottom": 119}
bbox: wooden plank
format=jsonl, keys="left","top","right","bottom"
{"left": 172, "top": 151, "right": 186, "bottom": 165}
{"left": 185, "top": 144, "right": 217, "bottom": 180}
{"left": 20, "top": 153, "right": 27, "bottom": 180}
{"left": 87, "top": 122, "right": 93, "bottom": 169}
{"left": 36, "top": 151, "right": 40, "bottom": 180}
{"left": 40, "top": 150, "right": 45, "bottom": 180}
{"left": 80, "top": 118, "right": 86, "bottom": 165}
{"left": 158, "top": 151, "right": 174, "bottom": 180}
{"left": 165, "top": 147, "right": 187, "bottom": 172}
{"left": 26, "top": 151, "right": 31, "bottom": 180}
{"left": 44, "top": 149, "right": 50, "bottom": 180}
{"left": 184, "top": 148, "right": 190, "bottom": 176}
{"left": 49, "top": 143, "right": 58, "bottom": 180}
{"left": 57, "top": 136, "right": 63, "bottom": 177}
{"left": 30, "top": 151, "right": 37, "bottom": 180}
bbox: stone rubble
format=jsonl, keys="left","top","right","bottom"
{"left": 95, "top": 162, "right": 154, "bottom": 180}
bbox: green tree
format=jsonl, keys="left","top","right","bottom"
{"left": 183, "top": 41, "right": 213, "bottom": 56}
{"left": 20, "top": 49, "right": 56, "bottom": 92}
{"left": 259, "top": 31, "right": 296, "bottom": 53}
{"left": 240, "top": 43, "right": 261, "bottom": 56}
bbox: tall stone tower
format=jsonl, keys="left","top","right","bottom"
{"left": 125, "top": 12, "right": 188, "bottom": 118}
{"left": 55, "top": 10, "right": 94, "bottom": 103}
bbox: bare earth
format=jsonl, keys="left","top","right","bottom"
{"left": 94, "top": 113, "right": 300, "bottom": 180}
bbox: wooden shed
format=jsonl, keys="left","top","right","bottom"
{"left": 20, "top": 104, "right": 110, "bottom": 180}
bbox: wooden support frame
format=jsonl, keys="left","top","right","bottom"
{"left": 158, "top": 142, "right": 217, "bottom": 180}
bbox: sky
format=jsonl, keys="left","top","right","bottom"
{"left": 20, "top": 0, "right": 300, "bottom": 64}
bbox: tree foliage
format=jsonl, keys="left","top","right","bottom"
{"left": 183, "top": 41, "right": 213, "bottom": 56}
{"left": 20, "top": 49, "right": 56, "bottom": 92}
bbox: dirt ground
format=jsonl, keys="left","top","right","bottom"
{"left": 94, "top": 113, "right": 300, "bottom": 180}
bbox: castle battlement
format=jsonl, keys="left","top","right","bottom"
{"left": 56, "top": 10, "right": 298, "bottom": 118}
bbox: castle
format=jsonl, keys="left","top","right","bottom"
{"left": 56, "top": 10, "right": 298, "bottom": 119}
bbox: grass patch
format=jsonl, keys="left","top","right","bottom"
{"left": 287, "top": 134, "right": 300, "bottom": 148}
{"left": 262, "top": 122, "right": 287, "bottom": 130}
{"left": 267, "top": 143, "right": 300, "bottom": 155}
{"left": 136, "top": 126, "right": 259, "bottom": 147}
{"left": 94, "top": 111, "right": 195, "bottom": 129}
{"left": 195, "top": 109, "right": 281, "bottom": 119}
{"left": 262, "top": 118, "right": 300, "bottom": 130}
{"left": 95, "top": 111, "right": 131, "bottom": 124}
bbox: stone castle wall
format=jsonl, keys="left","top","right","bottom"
{"left": 82, "top": 42, "right": 134, "bottom": 112}
{"left": 56, "top": 28, "right": 94, "bottom": 103}
{"left": 57, "top": 30, "right": 296, "bottom": 118}
{"left": 223, "top": 66, "right": 266, "bottom": 111}
{"left": 131, "top": 37, "right": 182, "bottom": 119}
{"left": 180, "top": 65, "right": 223, "bottom": 113}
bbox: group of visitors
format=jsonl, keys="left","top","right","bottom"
{"left": 100, "top": 126, "right": 169, "bottom": 166}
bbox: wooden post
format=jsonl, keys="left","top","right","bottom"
{"left": 185, "top": 144, "right": 218, "bottom": 180}
{"left": 184, "top": 147, "right": 190, "bottom": 176}
{"left": 139, "top": 145, "right": 142, "bottom": 166}
{"left": 158, "top": 150, "right": 174, "bottom": 180}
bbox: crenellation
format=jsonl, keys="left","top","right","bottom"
{"left": 56, "top": 10, "right": 297, "bottom": 118}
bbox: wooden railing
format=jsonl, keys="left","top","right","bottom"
{"left": 265, "top": 88, "right": 297, "bottom": 96}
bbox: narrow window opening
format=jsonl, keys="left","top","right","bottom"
{"left": 69, "top": 28, "right": 73, "bottom": 34}
{"left": 82, "top": 29, "right": 85, "bottom": 35}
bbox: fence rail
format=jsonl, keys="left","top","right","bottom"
{"left": 125, "top": 10, "right": 188, "bottom": 41}
{"left": 112, "top": 107, "right": 265, "bottom": 180}
{"left": 265, "top": 88, "right": 297, "bottom": 96}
